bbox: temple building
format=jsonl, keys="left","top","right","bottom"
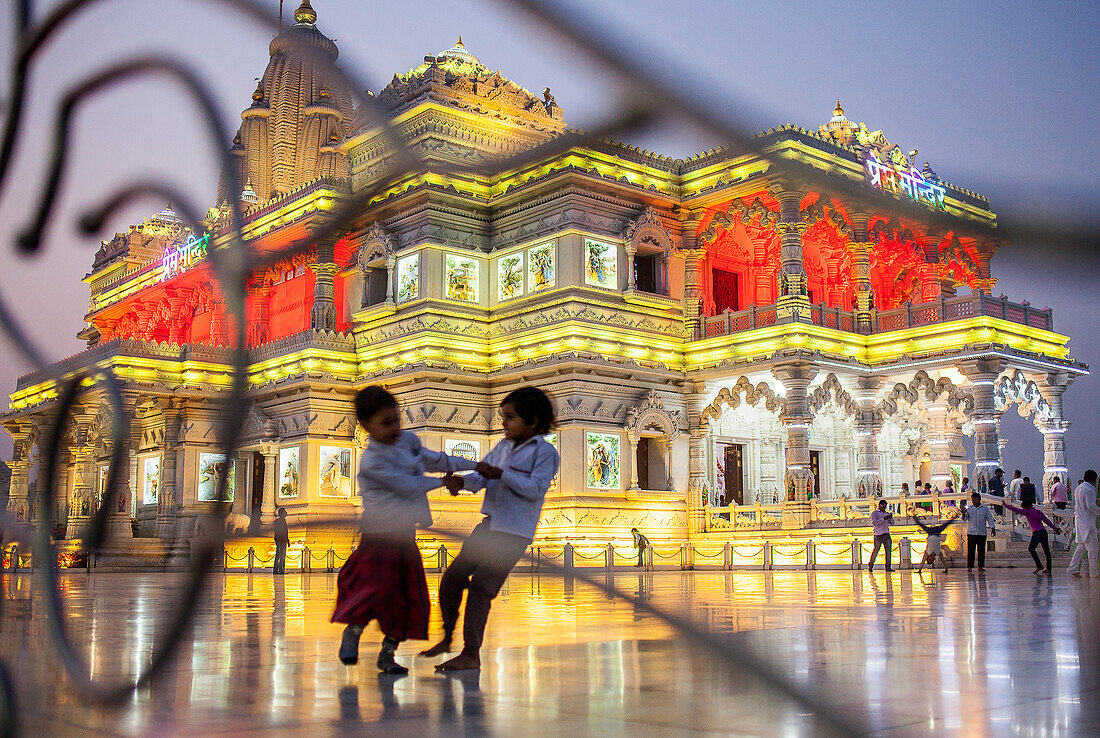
{"left": 1, "top": 3, "right": 1087, "bottom": 555}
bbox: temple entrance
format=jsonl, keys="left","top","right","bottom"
{"left": 721, "top": 443, "right": 744, "bottom": 506}
{"left": 809, "top": 450, "right": 821, "bottom": 498}
{"left": 251, "top": 452, "right": 265, "bottom": 530}
{"left": 712, "top": 268, "right": 740, "bottom": 313}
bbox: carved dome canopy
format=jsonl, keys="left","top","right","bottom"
{"left": 375, "top": 38, "right": 565, "bottom": 132}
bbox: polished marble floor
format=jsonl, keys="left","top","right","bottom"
{"left": 2, "top": 568, "right": 1100, "bottom": 736}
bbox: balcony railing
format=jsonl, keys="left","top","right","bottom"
{"left": 696, "top": 292, "right": 1053, "bottom": 340}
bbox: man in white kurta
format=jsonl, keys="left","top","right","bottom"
{"left": 1067, "top": 471, "right": 1099, "bottom": 577}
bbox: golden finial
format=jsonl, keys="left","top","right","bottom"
{"left": 456, "top": 35, "right": 464, "bottom": 47}
{"left": 834, "top": 99, "right": 844, "bottom": 117}
{"left": 252, "top": 79, "right": 264, "bottom": 102}
{"left": 294, "top": 0, "right": 317, "bottom": 25}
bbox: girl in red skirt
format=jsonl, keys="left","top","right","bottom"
{"left": 332, "top": 386, "right": 477, "bottom": 673}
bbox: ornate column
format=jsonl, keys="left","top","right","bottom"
{"left": 681, "top": 247, "right": 706, "bottom": 339}
{"left": 626, "top": 430, "right": 640, "bottom": 491}
{"left": 849, "top": 212, "right": 874, "bottom": 333}
{"left": 65, "top": 408, "right": 98, "bottom": 539}
{"left": 385, "top": 254, "right": 396, "bottom": 306}
{"left": 853, "top": 376, "right": 884, "bottom": 497}
{"left": 774, "top": 363, "right": 817, "bottom": 500}
{"left": 683, "top": 381, "right": 710, "bottom": 508}
{"left": 772, "top": 183, "right": 811, "bottom": 322}
{"left": 5, "top": 424, "right": 34, "bottom": 522}
{"left": 917, "top": 236, "right": 941, "bottom": 303}
{"left": 154, "top": 399, "right": 184, "bottom": 539}
{"left": 310, "top": 236, "right": 338, "bottom": 331}
{"left": 248, "top": 284, "right": 272, "bottom": 346}
{"left": 1040, "top": 372, "right": 1073, "bottom": 498}
{"left": 624, "top": 240, "right": 637, "bottom": 293}
{"left": 925, "top": 401, "right": 955, "bottom": 491}
{"left": 260, "top": 441, "right": 278, "bottom": 525}
{"left": 360, "top": 266, "right": 372, "bottom": 308}
{"left": 962, "top": 359, "right": 1002, "bottom": 495}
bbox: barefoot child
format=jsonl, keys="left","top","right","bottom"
{"left": 421, "top": 387, "right": 559, "bottom": 671}
{"left": 914, "top": 517, "right": 958, "bottom": 573}
{"left": 332, "top": 386, "right": 477, "bottom": 673}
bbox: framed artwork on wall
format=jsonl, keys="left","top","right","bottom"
{"left": 142, "top": 454, "right": 161, "bottom": 505}
{"left": 278, "top": 446, "right": 299, "bottom": 499}
{"left": 445, "top": 254, "right": 480, "bottom": 303}
{"left": 585, "top": 432, "right": 620, "bottom": 489}
{"left": 397, "top": 254, "right": 419, "bottom": 303}
{"left": 444, "top": 438, "right": 480, "bottom": 462}
{"left": 527, "top": 242, "right": 555, "bottom": 293}
{"left": 497, "top": 252, "right": 524, "bottom": 301}
{"left": 318, "top": 446, "right": 353, "bottom": 497}
{"left": 197, "top": 453, "right": 235, "bottom": 502}
{"left": 545, "top": 433, "right": 559, "bottom": 491}
{"left": 584, "top": 239, "right": 617, "bottom": 289}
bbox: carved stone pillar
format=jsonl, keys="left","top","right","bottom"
{"left": 772, "top": 184, "right": 811, "bottom": 322}
{"left": 154, "top": 399, "right": 184, "bottom": 539}
{"left": 6, "top": 425, "right": 34, "bottom": 521}
{"left": 260, "top": 442, "right": 278, "bottom": 525}
{"left": 1040, "top": 373, "right": 1073, "bottom": 498}
{"left": 963, "top": 359, "right": 1001, "bottom": 495}
{"left": 310, "top": 236, "right": 338, "bottom": 331}
{"left": 774, "top": 364, "right": 817, "bottom": 499}
{"left": 64, "top": 409, "right": 97, "bottom": 539}
{"left": 683, "top": 381, "right": 710, "bottom": 507}
{"left": 248, "top": 285, "right": 272, "bottom": 346}
{"left": 853, "top": 376, "right": 884, "bottom": 497}
{"left": 210, "top": 301, "right": 229, "bottom": 347}
{"left": 624, "top": 240, "right": 637, "bottom": 292}
{"left": 925, "top": 402, "right": 954, "bottom": 490}
{"left": 849, "top": 212, "right": 873, "bottom": 333}
{"left": 626, "top": 431, "right": 640, "bottom": 491}
{"left": 681, "top": 247, "right": 706, "bottom": 339}
{"left": 385, "top": 254, "right": 396, "bottom": 306}
{"left": 663, "top": 438, "right": 675, "bottom": 491}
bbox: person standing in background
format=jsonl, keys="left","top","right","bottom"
{"left": 867, "top": 499, "right": 895, "bottom": 572}
{"left": 962, "top": 492, "right": 997, "bottom": 572}
{"left": 988, "top": 468, "right": 1006, "bottom": 514}
{"left": 1050, "top": 476, "right": 1069, "bottom": 510}
{"left": 1009, "top": 470, "right": 1023, "bottom": 501}
{"left": 631, "top": 527, "right": 650, "bottom": 568}
{"left": 1019, "top": 476, "right": 1037, "bottom": 506}
{"left": 273, "top": 507, "right": 289, "bottom": 574}
{"left": 1068, "top": 470, "right": 1100, "bottom": 578}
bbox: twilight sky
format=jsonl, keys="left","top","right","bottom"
{"left": 0, "top": 0, "right": 1097, "bottom": 477}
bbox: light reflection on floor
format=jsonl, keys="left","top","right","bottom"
{"left": 2, "top": 569, "right": 1099, "bottom": 736}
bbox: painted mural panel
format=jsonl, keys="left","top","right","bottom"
{"left": 584, "top": 239, "right": 617, "bottom": 289}
{"left": 545, "top": 433, "right": 559, "bottom": 491}
{"left": 278, "top": 446, "right": 299, "bottom": 499}
{"left": 586, "top": 432, "right": 620, "bottom": 489}
{"left": 444, "top": 438, "right": 480, "bottom": 462}
{"left": 319, "top": 446, "right": 353, "bottom": 497}
{"left": 197, "top": 453, "right": 235, "bottom": 502}
{"left": 446, "top": 254, "right": 480, "bottom": 303}
{"left": 497, "top": 253, "right": 524, "bottom": 301}
{"left": 142, "top": 454, "right": 161, "bottom": 505}
{"left": 527, "top": 242, "right": 555, "bottom": 293}
{"left": 397, "top": 254, "right": 419, "bottom": 303}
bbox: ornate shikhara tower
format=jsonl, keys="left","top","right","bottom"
{"left": 0, "top": 4, "right": 1087, "bottom": 558}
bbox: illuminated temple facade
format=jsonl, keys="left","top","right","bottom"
{"left": 1, "top": 3, "right": 1087, "bottom": 550}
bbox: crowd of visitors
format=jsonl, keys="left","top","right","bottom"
{"left": 864, "top": 466, "right": 1097, "bottom": 578}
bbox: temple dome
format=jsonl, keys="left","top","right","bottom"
{"left": 438, "top": 36, "right": 483, "bottom": 67}
{"left": 219, "top": 0, "right": 352, "bottom": 203}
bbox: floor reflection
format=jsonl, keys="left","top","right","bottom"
{"left": 1, "top": 569, "right": 1098, "bottom": 736}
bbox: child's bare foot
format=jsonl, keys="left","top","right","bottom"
{"left": 419, "top": 638, "right": 452, "bottom": 657}
{"left": 435, "top": 652, "right": 480, "bottom": 671}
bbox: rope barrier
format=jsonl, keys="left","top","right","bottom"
{"left": 692, "top": 548, "right": 725, "bottom": 559}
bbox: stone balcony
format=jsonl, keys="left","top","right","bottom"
{"left": 696, "top": 292, "right": 1054, "bottom": 340}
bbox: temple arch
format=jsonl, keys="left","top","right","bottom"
{"left": 624, "top": 390, "right": 683, "bottom": 491}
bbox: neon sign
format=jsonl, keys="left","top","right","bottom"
{"left": 161, "top": 233, "right": 209, "bottom": 281}
{"left": 864, "top": 151, "right": 946, "bottom": 210}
